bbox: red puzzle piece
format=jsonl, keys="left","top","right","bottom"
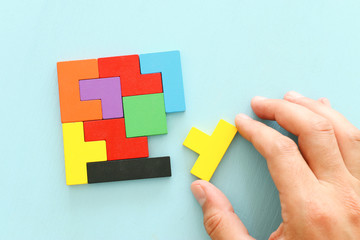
{"left": 98, "top": 55, "right": 163, "bottom": 97}
{"left": 83, "top": 118, "right": 149, "bottom": 160}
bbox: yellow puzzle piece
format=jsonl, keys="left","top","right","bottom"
{"left": 62, "top": 122, "right": 107, "bottom": 185}
{"left": 183, "top": 119, "right": 237, "bottom": 181}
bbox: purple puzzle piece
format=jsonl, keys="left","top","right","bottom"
{"left": 79, "top": 77, "right": 123, "bottom": 119}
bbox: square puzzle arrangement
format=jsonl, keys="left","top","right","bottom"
{"left": 57, "top": 51, "right": 185, "bottom": 185}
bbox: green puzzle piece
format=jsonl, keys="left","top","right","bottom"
{"left": 123, "top": 93, "right": 167, "bottom": 138}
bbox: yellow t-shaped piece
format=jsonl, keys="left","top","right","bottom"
{"left": 183, "top": 119, "right": 237, "bottom": 181}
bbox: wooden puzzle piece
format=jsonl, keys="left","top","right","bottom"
{"left": 98, "top": 55, "right": 162, "bottom": 96}
{"left": 79, "top": 77, "right": 123, "bottom": 119}
{"left": 83, "top": 118, "right": 148, "bottom": 160}
{"left": 57, "top": 52, "right": 185, "bottom": 185}
{"left": 123, "top": 93, "right": 167, "bottom": 138}
{"left": 139, "top": 51, "right": 185, "bottom": 113}
{"left": 183, "top": 120, "right": 237, "bottom": 181}
{"left": 57, "top": 59, "right": 102, "bottom": 123}
{"left": 87, "top": 157, "right": 171, "bottom": 183}
{"left": 62, "top": 122, "right": 107, "bottom": 185}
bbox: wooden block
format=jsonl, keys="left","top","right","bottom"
{"left": 123, "top": 93, "right": 167, "bottom": 138}
{"left": 83, "top": 118, "right": 148, "bottom": 160}
{"left": 62, "top": 122, "right": 107, "bottom": 185}
{"left": 87, "top": 157, "right": 171, "bottom": 183}
{"left": 57, "top": 59, "right": 102, "bottom": 123}
{"left": 139, "top": 51, "right": 185, "bottom": 113}
{"left": 183, "top": 120, "right": 237, "bottom": 181}
{"left": 79, "top": 77, "right": 123, "bottom": 119}
{"left": 98, "top": 55, "right": 162, "bottom": 97}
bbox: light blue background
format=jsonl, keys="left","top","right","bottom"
{"left": 1, "top": 1, "right": 360, "bottom": 239}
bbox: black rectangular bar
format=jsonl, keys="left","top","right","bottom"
{"left": 87, "top": 156, "right": 171, "bottom": 183}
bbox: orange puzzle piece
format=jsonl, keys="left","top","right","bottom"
{"left": 57, "top": 59, "right": 102, "bottom": 123}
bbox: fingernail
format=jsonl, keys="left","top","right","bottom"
{"left": 253, "top": 96, "right": 267, "bottom": 101}
{"left": 286, "top": 91, "right": 303, "bottom": 99}
{"left": 236, "top": 113, "right": 252, "bottom": 120}
{"left": 191, "top": 184, "right": 206, "bottom": 207}
{"left": 319, "top": 97, "right": 331, "bottom": 106}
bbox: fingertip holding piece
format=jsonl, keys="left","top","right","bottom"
{"left": 235, "top": 114, "right": 252, "bottom": 131}
{"left": 236, "top": 113, "right": 252, "bottom": 120}
{"left": 191, "top": 182, "right": 206, "bottom": 207}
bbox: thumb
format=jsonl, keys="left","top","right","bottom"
{"left": 191, "top": 180, "right": 254, "bottom": 240}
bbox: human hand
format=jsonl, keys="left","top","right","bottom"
{"left": 191, "top": 91, "right": 360, "bottom": 240}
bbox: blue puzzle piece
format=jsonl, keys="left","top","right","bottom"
{"left": 139, "top": 51, "right": 185, "bottom": 113}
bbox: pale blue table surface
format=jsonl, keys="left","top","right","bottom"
{"left": 1, "top": 1, "right": 360, "bottom": 239}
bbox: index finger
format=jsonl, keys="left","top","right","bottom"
{"left": 235, "top": 114, "right": 317, "bottom": 197}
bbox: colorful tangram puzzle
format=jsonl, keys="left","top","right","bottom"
{"left": 57, "top": 50, "right": 185, "bottom": 185}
